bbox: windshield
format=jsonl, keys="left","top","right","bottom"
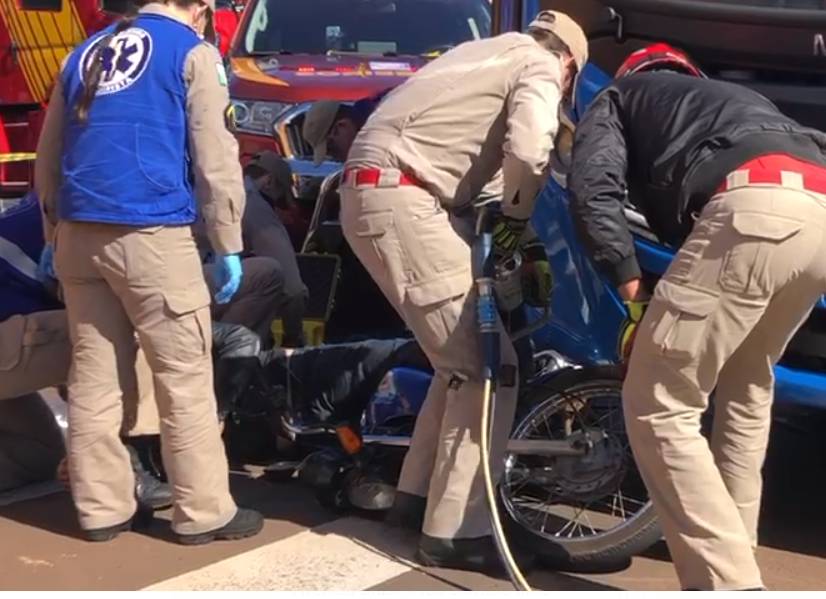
{"left": 243, "top": 0, "right": 492, "bottom": 56}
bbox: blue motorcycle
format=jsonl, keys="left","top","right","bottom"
{"left": 290, "top": 134, "right": 657, "bottom": 571}
{"left": 289, "top": 60, "right": 826, "bottom": 572}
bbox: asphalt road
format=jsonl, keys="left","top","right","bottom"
{"left": 0, "top": 405, "right": 824, "bottom": 591}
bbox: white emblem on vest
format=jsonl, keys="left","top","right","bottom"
{"left": 78, "top": 28, "right": 154, "bottom": 96}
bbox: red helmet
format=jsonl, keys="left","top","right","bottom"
{"left": 616, "top": 43, "right": 706, "bottom": 78}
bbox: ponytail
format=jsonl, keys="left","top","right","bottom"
{"left": 73, "top": 15, "right": 136, "bottom": 124}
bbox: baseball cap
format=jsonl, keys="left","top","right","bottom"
{"left": 245, "top": 150, "right": 295, "bottom": 204}
{"left": 302, "top": 100, "right": 342, "bottom": 166}
{"left": 528, "top": 10, "right": 588, "bottom": 75}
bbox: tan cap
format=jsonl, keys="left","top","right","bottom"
{"left": 528, "top": 10, "right": 588, "bottom": 74}
{"left": 246, "top": 150, "right": 295, "bottom": 203}
{"left": 201, "top": 0, "right": 216, "bottom": 12}
{"left": 302, "top": 100, "right": 342, "bottom": 166}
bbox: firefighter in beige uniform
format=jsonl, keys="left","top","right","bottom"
{"left": 340, "top": 11, "right": 587, "bottom": 570}
{"left": 34, "top": 0, "right": 262, "bottom": 543}
{"left": 570, "top": 51, "right": 826, "bottom": 589}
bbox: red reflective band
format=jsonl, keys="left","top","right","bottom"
{"left": 343, "top": 168, "right": 423, "bottom": 188}
{"left": 716, "top": 153, "right": 826, "bottom": 196}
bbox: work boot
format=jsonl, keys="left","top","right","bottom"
{"left": 83, "top": 505, "right": 153, "bottom": 542}
{"left": 416, "top": 533, "right": 535, "bottom": 576}
{"left": 385, "top": 491, "right": 426, "bottom": 531}
{"left": 126, "top": 442, "right": 173, "bottom": 511}
{"left": 176, "top": 508, "right": 264, "bottom": 545}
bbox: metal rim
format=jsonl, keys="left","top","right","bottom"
{"left": 500, "top": 378, "right": 651, "bottom": 545}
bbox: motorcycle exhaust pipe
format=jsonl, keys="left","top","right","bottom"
{"left": 360, "top": 434, "right": 590, "bottom": 457}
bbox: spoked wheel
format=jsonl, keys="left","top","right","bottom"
{"left": 499, "top": 365, "right": 661, "bottom": 572}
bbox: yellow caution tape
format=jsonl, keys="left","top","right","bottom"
{"left": 0, "top": 152, "right": 36, "bottom": 164}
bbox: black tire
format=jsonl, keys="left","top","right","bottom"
{"left": 499, "top": 365, "right": 661, "bottom": 573}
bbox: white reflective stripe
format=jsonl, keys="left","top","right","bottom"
{"left": 376, "top": 168, "right": 402, "bottom": 188}
{"left": 728, "top": 170, "right": 750, "bottom": 189}
{"left": 141, "top": 517, "right": 415, "bottom": 591}
{"left": 0, "top": 235, "right": 39, "bottom": 281}
{"left": 781, "top": 170, "right": 805, "bottom": 190}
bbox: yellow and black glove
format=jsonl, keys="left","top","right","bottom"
{"left": 492, "top": 215, "right": 528, "bottom": 258}
{"left": 521, "top": 240, "right": 553, "bottom": 308}
{"left": 618, "top": 299, "right": 649, "bottom": 364}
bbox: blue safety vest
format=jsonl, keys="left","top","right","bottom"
{"left": 59, "top": 13, "right": 202, "bottom": 227}
{"left": 0, "top": 194, "right": 63, "bottom": 321}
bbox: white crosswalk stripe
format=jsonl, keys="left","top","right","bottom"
{"left": 141, "top": 517, "right": 419, "bottom": 591}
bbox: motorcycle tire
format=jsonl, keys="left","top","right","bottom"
{"left": 499, "top": 364, "right": 661, "bottom": 573}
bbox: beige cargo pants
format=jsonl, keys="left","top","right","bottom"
{"left": 623, "top": 184, "right": 826, "bottom": 590}
{"left": 54, "top": 221, "right": 236, "bottom": 535}
{"left": 341, "top": 180, "right": 519, "bottom": 540}
{"left": 0, "top": 307, "right": 160, "bottom": 437}
{"left": 0, "top": 310, "right": 71, "bottom": 400}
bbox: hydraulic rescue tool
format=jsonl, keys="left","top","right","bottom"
{"left": 473, "top": 202, "right": 532, "bottom": 591}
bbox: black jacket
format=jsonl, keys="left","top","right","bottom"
{"left": 569, "top": 72, "right": 826, "bottom": 286}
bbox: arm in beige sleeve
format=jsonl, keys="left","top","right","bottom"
{"left": 476, "top": 169, "right": 504, "bottom": 204}
{"left": 501, "top": 53, "right": 563, "bottom": 221}
{"left": 34, "top": 78, "right": 66, "bottom": 245}
{"left": 184, "top": 43, "right": 245, "bottom": 255}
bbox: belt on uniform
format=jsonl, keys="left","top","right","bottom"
{"left": 716, "top": 153, "right": 826, "bottom": 196}
{"left": 342, "top": 167, "right": 423, "bottom": 189}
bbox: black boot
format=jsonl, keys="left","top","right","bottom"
{"left": 176, "top": 508, "right": 264, "bottom": 545}
{"left": 125, "top": 441, "right": 173, "bottom": 511}
{"left": 416, "top": 533, "right": 535, "bottom": 576}
{"left": 83, "top": 505, "right": 153, "bottom": 542}
{"left": 385, "top": 491, "right": 426, "bottom": 531}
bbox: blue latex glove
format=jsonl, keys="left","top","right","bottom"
{"left": 36, "top": 244, "right": 56, "bottom": 282}
{"left": 214, "top": 254, "right": 243, "bottom": 304}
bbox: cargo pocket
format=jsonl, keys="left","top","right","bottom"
{"left": 404, "top": 269, "right": 472, "bottom": 356}
{"left": 719, "top": 212, "right": 804, "bottom": 296}
{"left": 651, "top": 280, "right": 720, "bottom": 360}
{"left": 399, "top": 204, "right": 466, "bottom": 277}
{"left": 406, "top": 269, "right": 471, "bottom": 308}
{"left": 0, "top": 315, "right": 26, "bottom": 372}
{"left": 162, "top": 282, "right": 212, "bottom": 358}
{"left": 353, "top": 210, "right": 395, "bottom": 268}
{"left": 351, "top": 210, "right": 408, "bottom": 297}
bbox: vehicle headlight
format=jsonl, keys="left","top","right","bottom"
{"left": 229, "top": 99, "right": 293, "bottom": 135}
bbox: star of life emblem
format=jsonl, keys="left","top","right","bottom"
{"left": 79, "top": 28, "right": 153, "bottom": 96}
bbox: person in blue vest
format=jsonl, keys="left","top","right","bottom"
{"left": 33, "top": 0, "right": 262, "bottom": 544}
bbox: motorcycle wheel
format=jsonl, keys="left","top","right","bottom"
{"left": 499, "top": 365, "right": 661, "bottom": 573}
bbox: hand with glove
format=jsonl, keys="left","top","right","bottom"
{"left": 214, "top": 254, "right": 243, "bottom": 304}
{"left": 36, "top": 244, "right": 56, "bottom": 282}
{"left": 492, "top": 215, "right": 529, "bottom": 258}
{"left": 521, "top": 240, "right": 553, "bottom": 308}
{"left": 618, "top": 298, "right": 649, "bottom": 364}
